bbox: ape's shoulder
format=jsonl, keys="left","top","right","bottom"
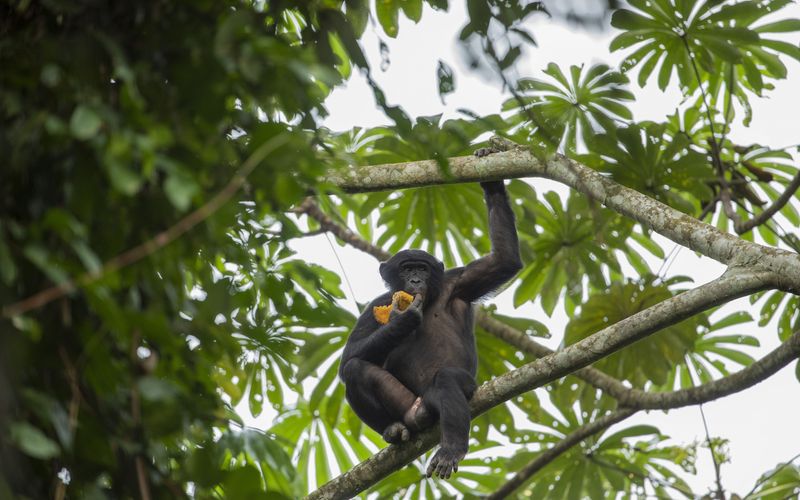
{"left": 444, "top": 267, "right": 464, "bottom": 279}
{"left": 443, "top": 267, "right": 465, "bottom": 285}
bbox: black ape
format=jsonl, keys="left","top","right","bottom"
{"left": 339, "top": 179, "right": 521, "bottom": 479}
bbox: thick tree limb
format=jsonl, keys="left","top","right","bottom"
{"left": 325, "top": 149, "right": 800, "bottom": 291}
{"left": 468, "top": 270, "right": 769, "bottom": 415}
{"left": 478, "top": 315, "right": 800, "bottom": 409}
{"left": 477, "top": 314, "right": 631, "bottom": 396}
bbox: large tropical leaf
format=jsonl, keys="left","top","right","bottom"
{"left": 513, "top": 191, "right": 663, "bottom": 314}
{"left": 666, "top": 309, "right": 759, "bottom": 388}
{"left": 504, "top": 392, "right": 696, "bottom": 498}
{"left": 565, "top": 277, "right": 704, "bottom": 387}
{"left": 505, "top": 63, "right": 635, "bottom": 152}
{"left": 611, "top": 0, "right": 800, "bottom": 93}
{"left": 590, "top": 122, "right": 715, "bottom": 214}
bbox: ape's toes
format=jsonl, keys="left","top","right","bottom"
{"left": 426, "top": 447, "right": 465, "bottom": 479}
{"left": 382, "top": 422, "right": 410, "bottom": 444}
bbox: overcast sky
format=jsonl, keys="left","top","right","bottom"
{"left": 252, "top": 3, "right": 800, "bottom": 496}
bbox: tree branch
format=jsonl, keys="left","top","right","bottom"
{"left": 297, "top": 198, "right": 793, "bottom": 413}
{"left": 734, "top": 170, "right": 800, "bottom": 235}
{"left": 477, "top": 313, "right": 631, "bottom": 397}
{"left": 293, "top": 198, "right": 391, "bottom": 261}
{"left": 324, "top": 148, "right": 800, "bottom": 291}
{"left": 479, "top": 315, "right": 800, "bottom": 410}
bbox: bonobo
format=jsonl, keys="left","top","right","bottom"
{"left": 339, "top": 159, "right": 522, "bottom": 479}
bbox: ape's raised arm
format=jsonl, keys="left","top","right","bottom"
{"left": 451, "top": 181, "right": 522, "bottom": 302}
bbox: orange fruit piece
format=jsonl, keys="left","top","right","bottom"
{"left": 373, "top": 291, "right": 415, "bottom": 324}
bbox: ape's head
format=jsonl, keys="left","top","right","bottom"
{"left": 379, "top": 250, "right": 444, "bottom": 306}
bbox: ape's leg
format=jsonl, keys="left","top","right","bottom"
{"left": 421, "top": 367, "right": 477, "bottom": 479}
{"left": 340, "top": 358, "right": 418, "bottom": 443}
{"left": 403, "top": 396, "right": 434, "bottom": 431}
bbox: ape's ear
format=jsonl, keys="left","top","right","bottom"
{"left": 379, "top": 262, "right": 388, "bottom": 280}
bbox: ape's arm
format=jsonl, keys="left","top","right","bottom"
{"left": 338, "top": 295, "right": 420, "bottom": 377}
{"left": 451, "top": 181, "right": 522, "bottom": 302}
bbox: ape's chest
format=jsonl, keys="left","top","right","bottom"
{"left": 383, "top": 305, "right": 477, "bottom": 391}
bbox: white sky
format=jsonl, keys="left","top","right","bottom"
{"left": 251, "top": 3, "right": 800, "bottom": 496}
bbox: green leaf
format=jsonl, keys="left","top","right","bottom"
{"left": 376, "top": 0, "right": 400, "bottom": 37}
{"left": 9, "top": 422, "right": 60, "bottom": 459}
{"left": 401, "top": 0, "right": 423, "bottom": 22}
{"left": 710, "top": 311, "right": 753, "bottom": 330}
{"left": 69, "top": 105, "right": 102, "bottom": 140}
{"left": 566, "top": 279, "right": 699, "bottom": 386}
{"left": 508, "top": 63, "right": 633, "bottom": 153}
{"left": 755, "top": 19, "right": 800, "bottom": 33}
{"left": 164, "top": 171, "right": 200, "bottom": 211}
{"left": 436, "top": 60, "right": 455, "bottom": 102}
{"left": 137, "top": 377, "right": 179, "bottom": 402}
{"left": 222, "top": 465, "right": 268, "bottom": 500}
{"left": 107, "top": 162, "right": 143, "bottom": 195}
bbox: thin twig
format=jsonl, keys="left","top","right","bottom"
{"left": 681, "top": 35, "right": 741, "bottom": 231}
{"left": 734, "top": 171, "right": 800, "bottom": 234}
{"left": 54, "top": 348, "right": 82, "bottom": 500}
{"left": 699, "top": 405, "right": 725, "bottom": 499}
{"left": 2, "top": 135, "right": 288, "bottom": 319}
{"left": 719, "top": 64, "right": 735, "bottom": 159}
{"left": 698, "top": 195, "right": 721, "bottom": 222}
{"left": 293, "top": 197, "right": 391, "bottom": 261}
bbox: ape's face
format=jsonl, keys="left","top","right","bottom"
{"left": 398, "top": 262, "right": 431, "bottom": 297}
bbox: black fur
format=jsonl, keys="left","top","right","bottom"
{"left": 339, "top": 179, "right": 522, "bottom": 479}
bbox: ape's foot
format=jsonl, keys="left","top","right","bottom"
{"left": 382, "top": 422, "right": 410, "bottom": 444}
{"left": 403, "top": 397, "right": 433, "bottom": 431}
{"left": 426, "top": 446, "right": 466, "bottom": 479}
